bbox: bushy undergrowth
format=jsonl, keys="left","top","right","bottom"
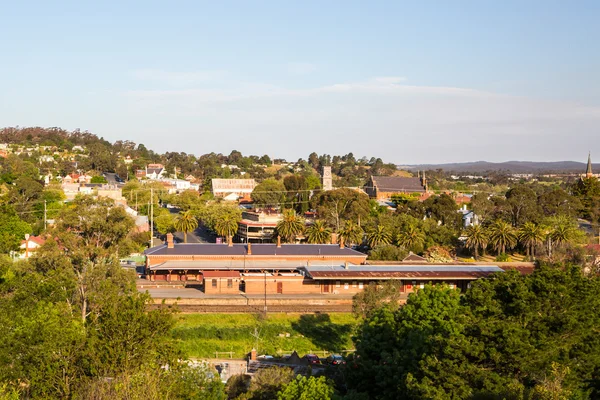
{"left": 172, "top": 313, "right": 358, "bottom": 359}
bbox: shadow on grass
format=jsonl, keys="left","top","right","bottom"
{"left": 291, "top": 314, "right": 353, "bottom": 352}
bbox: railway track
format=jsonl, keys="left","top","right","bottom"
{"left": 148, "top": 303, "right": 353, "bottom": 313}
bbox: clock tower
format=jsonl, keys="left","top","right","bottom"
{"left": 322, "top": 166, "right": 333, "bottom": 191}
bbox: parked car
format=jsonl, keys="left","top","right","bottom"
{"left": 305, "top": 354, "right": 321, "bottom": 365}
{"left": 326, "top": 354, "right": 345, "bottom": 365}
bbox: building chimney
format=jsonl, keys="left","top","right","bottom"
{"left": 166, "top": 233, "right": 174, "bottom": 249}
{"left": 250, "top": 348, "right": 257, "bottom": 361}
{"left": 344, "top": 261, "right": 349, "bottom": 270}
{"left": 277, "top": 235, "right": 281, "bottom": 248}
{"left": 330, "top": 233, "right": 338, "bottom": 245}
{"left": 247, "top": 242, "right": 252, "bottom": 255}
{"left": 339, "top": 237, "right": 345, "bottom": 249}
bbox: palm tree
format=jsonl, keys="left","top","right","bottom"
{"left": 396, "top": 224, "right": 425, "bottom": 251}
{"left": 518, "top": 222, "right": 545, "bottom": 260}
{"left": 488, "top": 220, "right": 517, "bottom": 255}
{"left": 276, "top": 209, "right": 304, "bottom": 243}
{"left": 174, "top": 211, "right": 198, "bottom": 243}
{"left": 544, "top": 215, "right": 579, "bottom": 257}
{"left": 366, "top": 225, "right": 392, "bottom": 248}
{"left": 215, "top": 214, "right": 239, "bottom": 244}
{"left": 305, "top": 220, "right": 332, "bottom": 244}
{"left": 464, "top": 224, "right": 488, "bottom": 260}
{"left": 339, "top": 220, "right": 364, "bottom": 246}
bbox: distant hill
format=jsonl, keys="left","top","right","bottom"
{"left": 401, "top": 161, "right": 599, "bottom": 174}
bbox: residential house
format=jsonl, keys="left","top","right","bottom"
{"left": 146, "top": 164, "right": 166, "bottom": 180}
{"left": 20, "top": 235, "right": 46, "bottom": 259}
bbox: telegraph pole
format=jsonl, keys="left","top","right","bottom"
{"left": 43, "top": 200, "right": 47, "bottom": 231}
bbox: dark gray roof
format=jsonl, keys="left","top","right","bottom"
{"left": 145, "top": 243, "right": 366, "bottom": 258}
{"left": 371, "top": 176, "right": 425, "bottom": 193}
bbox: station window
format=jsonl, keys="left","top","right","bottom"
{"left": 352, "top": 281, "right": 357, "bottom": 288}
{"left": 358, "top": 282, "right": 364, "bottom": 289}
{"left": 212, "top": 279, "right": 217, "bottom": 288}
{"left": 344, "top": 282, "right": 349, "bottom": 290}
{"left": 336, "top": 281, "right": 341, "bottom": 288}
{"left": 227, "top": 279, "right": 233, "bottom": 288}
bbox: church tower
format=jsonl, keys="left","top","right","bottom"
{"left": 586, "top": 152, "right": 593, "bottom": 178}
{"left": 322, "top": 166, "right": 333, "bottom": 191}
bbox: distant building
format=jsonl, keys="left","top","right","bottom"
{"left": 212, "top": 178, "right": 256, "bottom": 199}
{"left": 146, "top": 164, "right": 166, "bottom": 180}
{"left": 322, "top": 166, "right": 333, "bottom": 191}
{"left": 236, "top": 210, "right": 282, "bottom": 243}
{"left": 365, "top": 174, "right": 427, "bottom": 200}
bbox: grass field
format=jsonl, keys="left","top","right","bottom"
{"left": 172, "top": 313, "right": 360, "bottom": 359}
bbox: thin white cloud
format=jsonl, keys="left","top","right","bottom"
{"left": 131, "top": 69, "right": 226, "bottom": 86}
{"left": 118, "top": 75, "right": 600, "bottom": 163}
{"left": 286, "top": 62, "right": 317, "bottom": 75}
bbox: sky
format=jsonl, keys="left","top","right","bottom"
{"left": 0, "top": 0, "right": 599, "bottom": 164}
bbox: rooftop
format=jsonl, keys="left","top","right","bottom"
{"left": 302, "top": 264, "right": 504, "bottom": 280}
{"left": 145, "top": 243, "right": 367, "bottom": 258}
{"left": 370, "top": 176, "right": 426, "bottom": 193}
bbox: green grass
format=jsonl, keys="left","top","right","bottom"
{"left": 172, "top": 313, "right": 359, "bottom": 359}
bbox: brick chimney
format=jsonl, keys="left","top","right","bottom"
{"left": 247, "top": 242, "right": 252, "bottom": 255}
{"left": 339, "top": 237, "right": 345, "bottom": 249}
{"left": 277, "top": 235, "right": 281, "bottom": 248}
{"left": 344, "top": 261, "right": 349, "bottom": 270}
{"left": 166, "top": 233, "right": 174, "bottom": 249}
{"left": 330, "top": 232, "right": 338, "bottom": 245}
{"left": 250, "top": 348, "right": 257, "bottom": 361}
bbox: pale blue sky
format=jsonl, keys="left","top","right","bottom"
{"left": 1, "top": 1, "right": 599, "bottom": 163}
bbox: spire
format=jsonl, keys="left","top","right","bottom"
{"left": 586, "top": 152, "right": 593, "bottom": 177}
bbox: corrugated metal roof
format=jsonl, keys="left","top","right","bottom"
{"left": 302, "top": 265, "right": 504, "bottom": 280}
{"left": 145, "top": 243, "right": 366, "bottom": 258}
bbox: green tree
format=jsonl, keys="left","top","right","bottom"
{"left": 154, "top": 211, "right": 175, "bottom": 235}
{"left": 488, "top": 220, "right": 517, "bottom": 255}
{"left": 305, "top": 220, "right": 332, "bottom": 244}
{"left": 240, "top": 366, "right": 294, "bottom": 400}
{"left": 339, "top": 220, "right": 364, "bottom": 247}
{"left": 174, "top": 211, "right": 198, "bottom": 243}
{"left": 313, "top": 188, "right": 370, "bottom": 232}
{"left": 90, "top": 175, "right": 107, "bottom": 184}
{"left": 214, "top": 214, "right": 239, "bottom": 242}
{"left": 518, "top": 222, "right": 545, "bottom": 260}
{"left": 366, "top": 225, "right": 392, "bottom": 248}
{"left": 464, "top": 224, "right": 488, "bottom": 260}
{"left": 251, "top": 179, "right": 286, "bottom": 208}
{"left": 0, "top": 204, "right": 32, "bottom": 254}
{"left": 395, "top": 224, "right": 425, "bottom": 252}
{"left": 276, "top": 210, "right": 304, "bottom": 243}
{"left": 277, "top": 375, "right": 335, "bottom": 400}
{"left": 352, "top": 281, "right": 402, "bottom": 319}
